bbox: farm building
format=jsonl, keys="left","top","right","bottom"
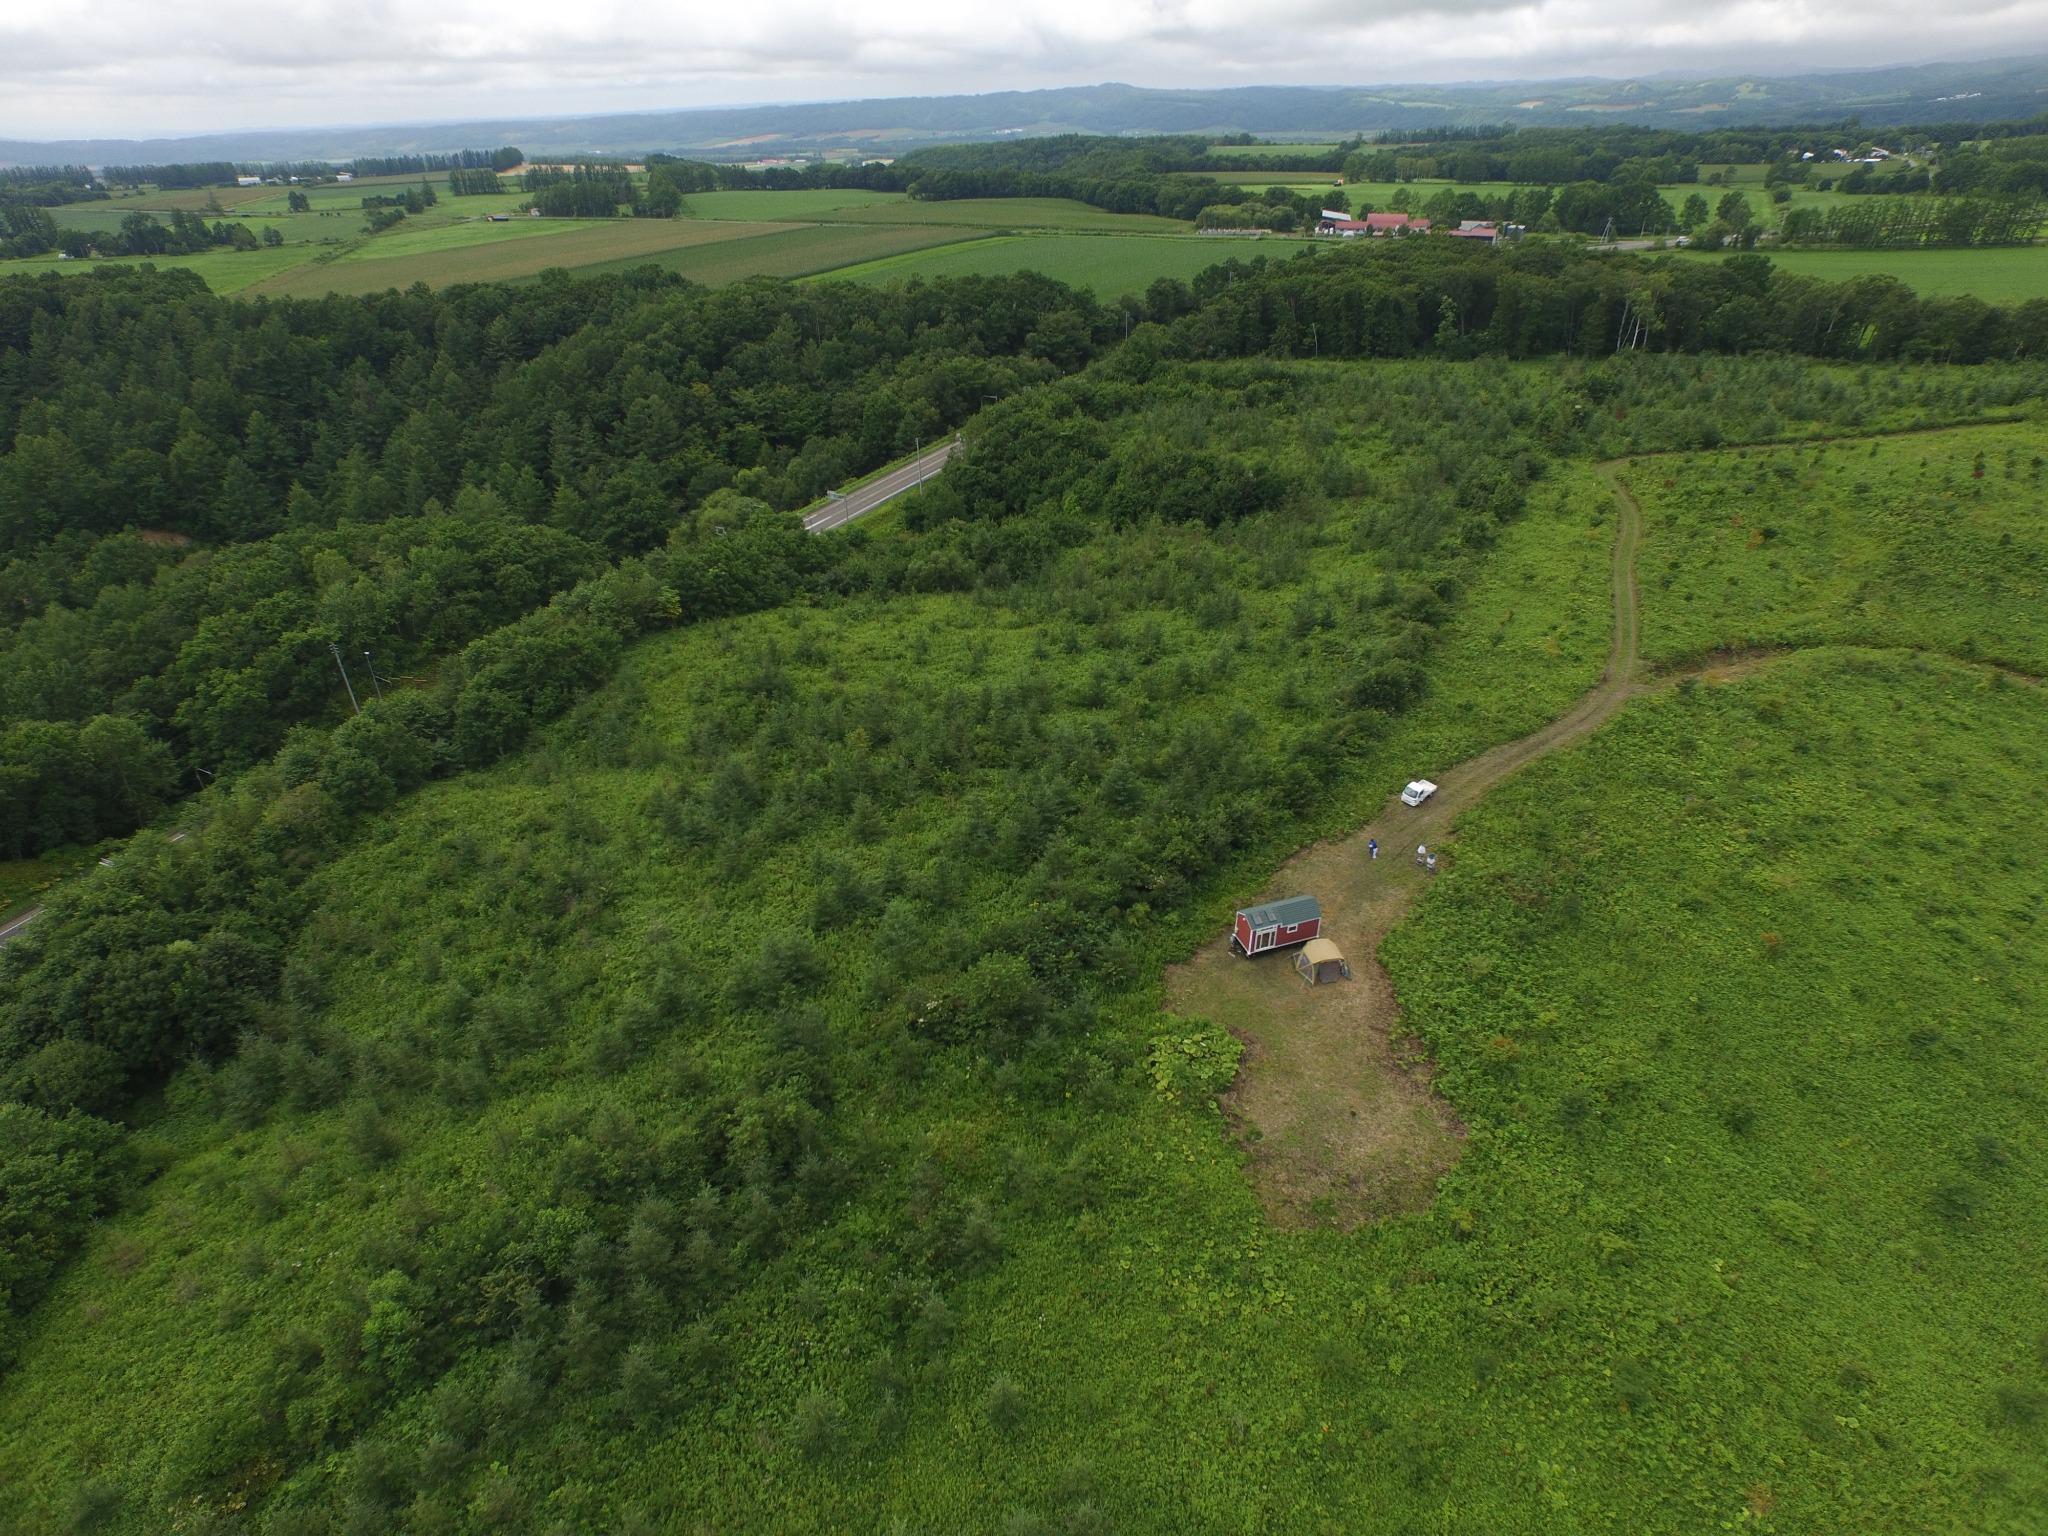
{"left": 1232, "top": 895, "right": 1323, "bottom": 957}
{"left": 1314, "top": 212, "right": 1430, "bottom": 238}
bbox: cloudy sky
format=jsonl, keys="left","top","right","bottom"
{"left": 4, "top": 0, "right": 2045, "bottom": 140}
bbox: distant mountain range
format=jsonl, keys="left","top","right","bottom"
{"left": 3, "top": 57, "right": 2044, "bottom": 168}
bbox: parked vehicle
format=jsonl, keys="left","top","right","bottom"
{"left": 1401, "top": 779, "right": 1438, "bottom": 807}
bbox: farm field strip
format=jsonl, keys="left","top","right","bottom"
{"left": 1666, "top": 243, "right": 2048, "bottom": 302}
{"left": 829, "top": 196, "right": 1190, "bottom": 232}
{"left": 825, "top": 231, "right": 1320, "bottom": 298}
{"left": 554, "top": 222, "right": 981, "bottom": 286}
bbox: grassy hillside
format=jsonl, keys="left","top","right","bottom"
{"left": 1381, "top": 646, "right": 2048, "bottom": 1532}
{"left": 1626, "top": 421, "right": 2048, "bottom": 673}
{"left": 2, "top": 356, "right": 2045, "bottom": 1532}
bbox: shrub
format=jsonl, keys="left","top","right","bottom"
{"left": 791, "top": 1390, "right": 846, "bottom": 1460}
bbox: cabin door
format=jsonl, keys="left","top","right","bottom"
{"left": 1253, "top": 927, "right": 1276, "bottom": 953}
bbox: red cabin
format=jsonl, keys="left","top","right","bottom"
{"left": 1231, "top": 895, "right": 1323, "bottom": 957}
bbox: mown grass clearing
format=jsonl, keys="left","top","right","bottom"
{"left": 1625, "top": 421, "right": 2048, "bottom": 674}
{"left": 828, "top": 231, "right": 1316, "bottom": 298}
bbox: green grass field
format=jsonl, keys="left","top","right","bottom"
{"left": 1380, "top": 643, "right": 2048, "bottom": 1533}
{"left": 10, "top": 184, "right": 1181, "bottom": 298}
{"left": 243, "top": 218, "right": 795, "bottom": 298}
{"left": 827, "top": 232, "right": 1317, "bottom": 298}
{"left": 1207, "top": 142, "right": 1344, "bottom": 161}
{"left": 1200, "top": 171, "right": 1344, "bottom": 188}
{"left": 320, "top": 214, "right": 618, "bottom": 263}
{"left": 557, "top": 222, "right": 979, "bottom": 285}
{"left": 675, "top": 188, "right": 918, "bottom": 221}
{"left": 5, "top": 246, "right": 317, "bottom": 293}
{"left": 1626, "top": 421, "right": 2048, "bottom": 673}
{"left": 833, "top": 197, "right": 1188, "bottom": 232}
{"left": 1668, "top": 243, "right": 2048, "bottom": 303}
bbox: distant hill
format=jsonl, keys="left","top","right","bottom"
{"left": 2, "top": 57, "right": 2044, "bottom": 167}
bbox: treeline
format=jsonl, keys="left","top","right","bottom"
{"left": 352, "top": 147, "right": 521, "bottom": 176}
{"left": 97, "top": 209, "right": 268, "bottom": 256}
{"left": 447, "top": 168, "right": 505, "bottom": 196}
{"left": 1127, "top": 238, "right": 2048, "bottom": 366}
{"left": 0, "top": 499, "right": 823, "bottom": 1351}
{"left": 1347, "top": 141, "right": 1698, "bottom": 189}
{"left": 1780, "top": 194, "right": 2045, "bottom": 247}
{"left": 93, "top": 148, "right": 521, "bottom": 190}
{"left": 0, "top": 265, "right": 1097, "bottom": 850}
{"left": 524, "top": 165, "right": 636, "bottom": 218}
{"left": 101, "top": 161, "right": 240, "bottom": 189}
{"left": 0, "top": 168, "right": 102, "bottom": 211}
{"left": 9, "top": 209, "right": 278, "bottom": 260}
{"left": 0, "top": 166, "right": 94, "bottom": 188}
{"left": 892, "top": 136, "right": 1260, "bottom": 221}
{"left": 360, "top": 180, "right": 438, "bottom": 231}
{"left": 0, "top": 207, "right": 66, "bottom": 261}
{"left": 1936, "top": 132, "right": 2048, "bottom": 197}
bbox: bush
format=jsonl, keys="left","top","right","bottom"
{"left": 0, "top": 1105, "right": 121, "bottom": 1325}
{"left": 791, "top": 1390, "right": 846, "bottom": 1460}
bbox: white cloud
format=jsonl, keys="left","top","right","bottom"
{"left": 0, "top": 0, "right": 2043, "bottom": 138}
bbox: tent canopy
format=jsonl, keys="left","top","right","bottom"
{"left": 1296, "top": 939, "right": 1350, "bottom": 984}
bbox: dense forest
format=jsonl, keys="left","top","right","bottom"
{"left": 0, "top": 266, "right": 1097, "bottom": 855}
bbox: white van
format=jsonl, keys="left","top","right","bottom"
{"left": 1400, "top": 779, "right": 1438, "bottom": 807}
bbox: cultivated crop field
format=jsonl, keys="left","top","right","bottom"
{"left": 829, "top": 231, "right": 1311, "bottom": 298}
{"left": 1207, "top": 142, "right": 1345, "bottom": 160}
{"left": 674, "top": 188, "right": 920, "bottom": 221}
{"left": 242, "top": 218, "right": 797, "bottom": 297}
{"left": 4, "top": 244, "right": 312, "bottom": 292}
{"left": 12, "top": 175, "right": 1206, "bottom": 299}
{"left": 557, "top": 222, "right": 978, "bottom": 285}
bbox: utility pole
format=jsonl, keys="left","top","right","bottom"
{"left": 363, "top": 648, "right": 384, "bottom": 701}
{"left": 330, "top": 643, "right": 361, "bottom": 715}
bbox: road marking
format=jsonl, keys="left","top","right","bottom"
{"left": 0, "top": 829, "right": 189, "bottom": 946}
{"left": 802, "top": 441, "right": 959, "bottom": 534}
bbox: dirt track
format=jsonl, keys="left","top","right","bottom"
{"left": 1166, "top": 459, "right": 1646, "bottom": 1227}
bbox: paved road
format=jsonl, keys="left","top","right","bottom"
{"left": 803, "top": 440, "right": 959, "bottom": 534}
{"left": 0, "top": 830, "right": 187, "bottom": 947}
{"left": 0, "top": 442, "right": 960, "bottom": 952}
